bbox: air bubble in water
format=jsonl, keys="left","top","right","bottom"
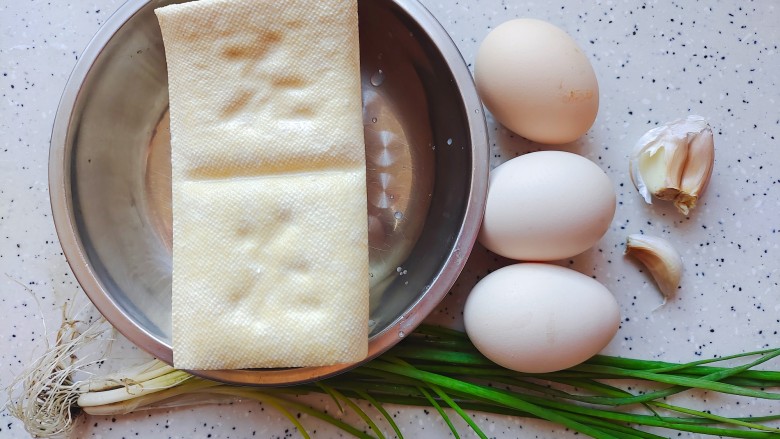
{"left": 398, "top": 331, "right": 405, "bottom": 338}
{"left": 394, "top": 211, "right": 403, "bottom": 220}
{"left": 446, "top": 138, "right": 453, "bottom": 146}
{"left": 370, "top": 69, "right": 385, "bottom": 86}
{"left": 371, "top": 117, "right": 377, "bottom": 123}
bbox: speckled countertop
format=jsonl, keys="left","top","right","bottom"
{"left": 1, "top": 1, "right": 779, "bottom": 438}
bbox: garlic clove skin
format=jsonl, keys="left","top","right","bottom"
{"left": 625, "top": 234, "right": 683, "bottom": 306}
{"left": 675, "top": 125, "right": 715, "bottom": 215}
{"left": 629, "top": 115, "right": 714, "bottom": 214}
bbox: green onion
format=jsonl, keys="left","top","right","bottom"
{"left": 7, "top": 322, "right": 780, "bottom": 439}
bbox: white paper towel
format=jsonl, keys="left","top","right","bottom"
{"left": 156, "top": 0, "right": 368, "bottom": 370}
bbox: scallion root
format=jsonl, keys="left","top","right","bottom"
{"left": 5, "top": 310, "right": 108, "bottom": 438}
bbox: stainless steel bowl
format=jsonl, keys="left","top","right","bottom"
{"left": 50, "top": 0, "right": 487, "bottom": 385}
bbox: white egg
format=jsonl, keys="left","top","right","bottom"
{"left": 479, "top": 151, "right": 615, "bottom": 261}
{"left": 463, "top": 263, "right": 620, "bottom": 373}
{"left": 475, "top": 18, "right": 599, "bottom": 144}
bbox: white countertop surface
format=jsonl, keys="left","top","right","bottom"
{"left": 2, "top": 0, "right": 779, "bottom": 438}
